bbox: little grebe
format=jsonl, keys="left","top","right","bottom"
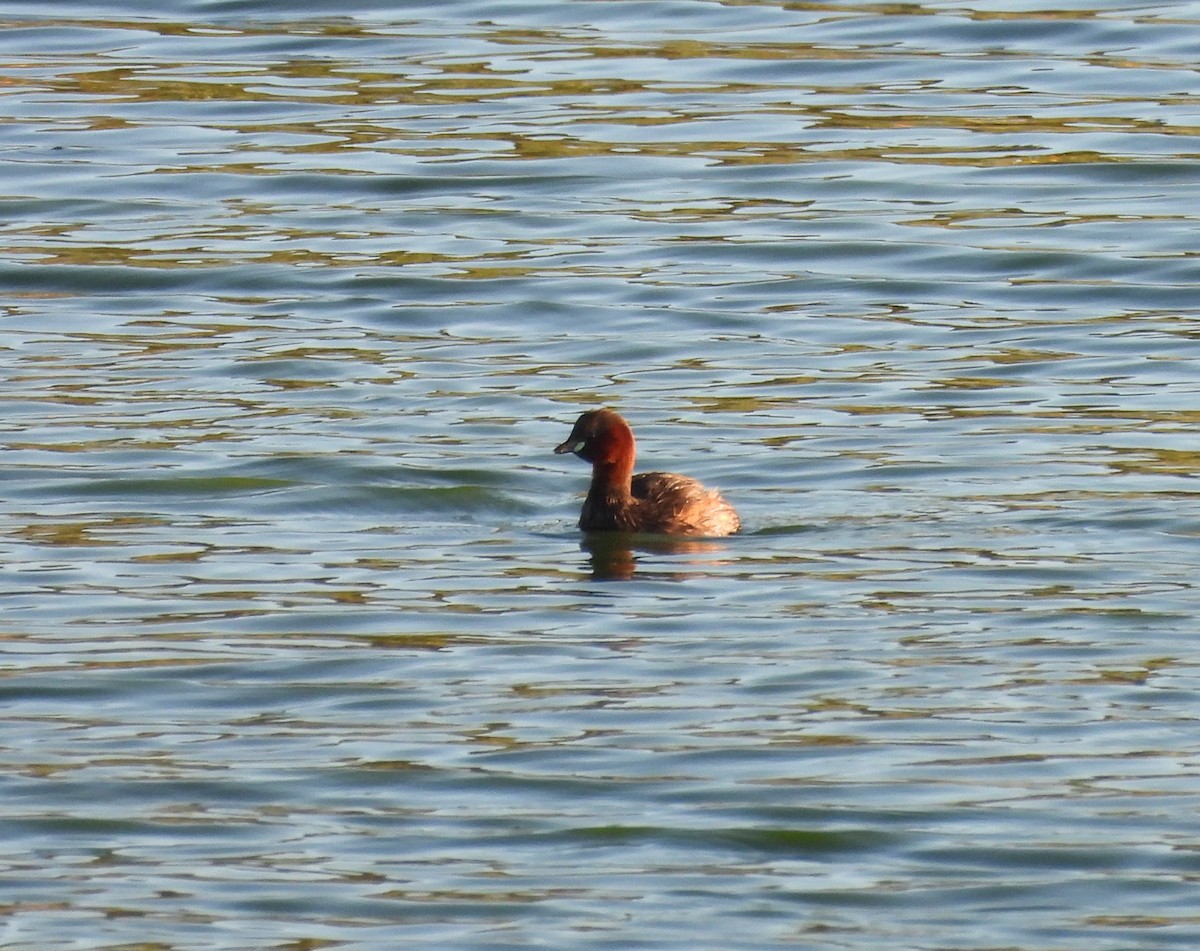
{"left": 554, "top": 408, "right": 740, "bottom": 537}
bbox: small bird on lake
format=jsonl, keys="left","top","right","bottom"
{"left": 554, "top": 408, "right": 740, "bottom": 537}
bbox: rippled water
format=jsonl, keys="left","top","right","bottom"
{"left": 3, "top": 2, "right": 1200, "bottom": 948}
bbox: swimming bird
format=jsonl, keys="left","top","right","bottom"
{"left": 555, "top": 408, "right": 740, "bottom": 536}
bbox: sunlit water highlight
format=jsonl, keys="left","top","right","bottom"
{"left": 2, "top": 2, "right": 1199, "bottom": 949}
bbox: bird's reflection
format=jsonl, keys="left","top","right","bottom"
{"left": 581, "top": 532, "right": 733, "bottom": 581}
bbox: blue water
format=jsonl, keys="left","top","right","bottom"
{"left": 2, "top": 2, "right": 1199, "bottom": 948}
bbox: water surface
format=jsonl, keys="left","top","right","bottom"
{"left": 2, "top": 2, "right": 1199, "bottom": 949}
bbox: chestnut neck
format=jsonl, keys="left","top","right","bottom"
{"left": 588, "top": 424, "right": 636, "bottom": 498}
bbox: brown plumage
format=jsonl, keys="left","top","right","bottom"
{"left": 554, "top": 408, "right": 740, "bottom": 537}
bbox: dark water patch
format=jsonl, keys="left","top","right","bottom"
{"left": 69, "top": 474, "right": 299, "bottom": 500}
{"left": 545, "top": 822, "right": 895, "bottom": 856}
